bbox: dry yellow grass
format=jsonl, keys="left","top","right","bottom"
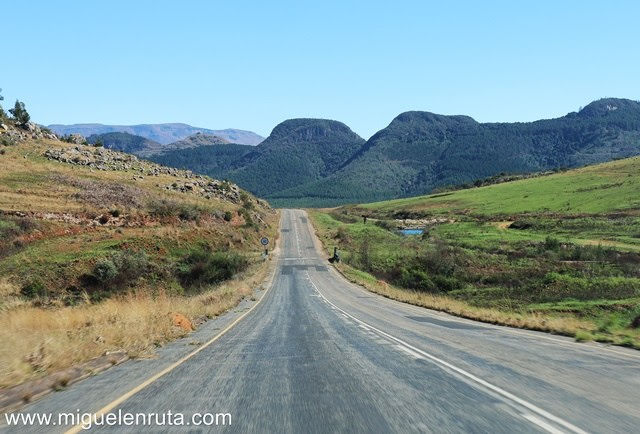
{"left": 0, "top": 259, "right": 272, "bottom": 388}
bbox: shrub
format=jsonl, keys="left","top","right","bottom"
{"left": 432, "top": 275, "right": 464, "bottom": 291}
{"left": 374, "top": 220, "right": 395, "bottom": 231}
{"left": 397, "top": 268, "right": 436, "bottom": 292}
{"left": 358, "top": 238, "right": 372, "bottom": 270}
{"left": 110, "top": 209, "right": 121, "bottom": 218}
{"left": 93, "top": 258, "right": 118, "bottom": 283}
{"left": 335, "top": 226, "right": 351, "bottom": 242}
{"left": 176, "top": 248, "right": 248, "bottom": 288}
{"left": 223, "top": 211, "right": 233, "bottom": 222}
{"left": 416, "top": 242, "right": 457, "bottom": 277}
{"left": 21, "top": 278, "right": 47, "bottom": 298}
{"left": 0, "top": 136, "right": 17, "bottom": 147}
{"left": 92, "top": 250, "right": 150, "bottom": 286}
{"left": 240, "top": 191, "right": 254, "bottom": 210}
{"left": 239, "top": 207, "right": 257, "bottom": 229}
{"left": 148, "top": 199, "right": 201, "bottom": 221}
{"left": 543, "top": 236, "right": 561, "bottom": 251}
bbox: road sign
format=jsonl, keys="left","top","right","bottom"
{"left": 260, "top": 237, "right": 269, "bottom": 246}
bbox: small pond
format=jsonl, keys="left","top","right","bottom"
{"left": 399, "top": 229, "right": 424, "bottom": 236}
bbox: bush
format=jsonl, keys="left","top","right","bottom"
{"left": 335, "top": 226, "right": 350, "bottom": 242}
{"left": 223, "top": 211, "right": 233, "bottom": 222}
{"left": 374, "top": 220, "right": 395, "bottom": 231}
{"left": 240, "top": 191, "right": 254, "bottom": 210}
{"left": 92, "top": 250, "right": 150, "bottom": 286}
{"left": 177, "top": 248, "right": 248, "bottom": 288}
{"left": 239, "top": 207, "right": 257, "bottom": 229}
{"left": 543, "top": 236, "right": 561, "bottom": 251}
{"left": 432, "top": 275, "right": 464, "bottom": 291}
{"left": 358, "top": 238, "right": 372, "bottom": 270}
{"left": 416, "top": 242, "right": 458, "bottom": 277}
{"left": 0, "top": 136, "right": 17, "bottom": 147}
{"left": 93, "top": 258, "right": 118, "bottom": 283}
{"left": 21, "top": 278, "right": 47, "bottom": 298}
{"left": 397, "top": 268, "right": 436, "bottom": 292}
{"left": 148, "top": 199, "right": 201, "bottom": 221}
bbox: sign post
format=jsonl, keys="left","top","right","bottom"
{"left": 260, "top": 237, "right": 269, "bottom": 258}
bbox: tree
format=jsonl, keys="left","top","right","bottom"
{"left": 0, "top": 88, "right": 5, "bottom": 119}
{"left": 9, "top": 100, "right": 30, "bottom": 124}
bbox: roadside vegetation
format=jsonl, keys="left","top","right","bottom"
{"left": 308, "top": 157, "right": 640, "bottom": 349}
{"left": 0, "top": 135, "right": 278, "bottom": 388}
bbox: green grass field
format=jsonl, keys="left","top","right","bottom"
{"left": 362, "top": 157, "right": 640, "bottom": 215}
{"left": 309, "top": 157, "right": 640, "bottom": 348}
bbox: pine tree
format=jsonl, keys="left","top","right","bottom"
{"left": 9, "top": 100, "right": 30, "bottom": 125}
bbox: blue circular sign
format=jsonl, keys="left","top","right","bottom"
{"left": 260, "top": 237, "right": 269, "bottom": 246}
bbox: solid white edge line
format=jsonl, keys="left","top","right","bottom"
{"left": 306, "top": 274, "right": 588, "bottom": 434}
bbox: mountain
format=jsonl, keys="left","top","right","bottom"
{"left": 218, "top": 119, "right": 366, "bottom": 198}
{"left": 48, "top": 123, "right": 264, "bottom": 145}
{"left": 86, "top": 132, "right": 164, "bottom": 156}
{"left": 270, "top": 98, "right": 640, "bottom": 206}
{"left": 86, "top": 131, "right": 238, "bottom": 158}
{"left": 149, "top": 143, "right": 254, "bottom": 179}
{"left": 163, "top": 132, "right": 230, "bottom": 151}
{"left": 149, "top": 118, "right": 366, "bottom": 198}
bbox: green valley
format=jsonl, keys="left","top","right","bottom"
{"left": 308, "top": 156, "right": 640, "bottom": 348}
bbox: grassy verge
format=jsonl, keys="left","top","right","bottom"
{"left": 308, "top": 210, "right": 640, "bottom": 349}
{"left": 0, "top": 258, "right": 273, "bottom": 388}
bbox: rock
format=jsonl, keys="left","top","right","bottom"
{"left": 68, "top": 134, "right": 86, "bottom": 145}
{"left": 171, "top": 313, "right": 194, "bottom": 331}
{"left": 43, "top": 145, "right": 244, "bottom": 203}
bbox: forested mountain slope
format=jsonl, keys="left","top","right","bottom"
{"left": 272, "top": 98, "right": 640, "bottom": 206}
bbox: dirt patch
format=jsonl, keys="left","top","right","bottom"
{"left": 492, "top": 221, "right": 514, "bottom": 230}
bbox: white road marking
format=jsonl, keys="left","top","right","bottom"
{"left": 327, "top": 259, "right": 640, "bottom": 362}
{"left": 306, "top": 274, "right": 588, "bottom": 434}
{"left": 522, "top": 413, "right": 565, "bottom": 434}
{"left": 395, "top": 344, "right": 425, "bottom": 360}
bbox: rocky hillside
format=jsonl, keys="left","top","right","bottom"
{"left": 0, "top": 127, "right": 277, "bottom": 298}
{"left": 1, "top": 121, "right": 58, "bottom": 144}
{"left": 0, "top": 127, "right": 277, "bottom": 387}
{"left": 48, "top": 123, "right": 264, "bottom": 145}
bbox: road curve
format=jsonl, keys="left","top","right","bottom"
{"left": 4, "top": 209, "right": 640, "bottom": 433}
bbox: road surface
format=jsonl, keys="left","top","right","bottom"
{"left": 4, "top": 209, "right": 640, "bottom": 433}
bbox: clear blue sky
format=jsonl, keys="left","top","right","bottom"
{"left": 2, "top": 1, "right": 639, "bottom": 138}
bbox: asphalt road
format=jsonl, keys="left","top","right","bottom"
{"left": 4, "top": 209, "right": 640, "bottom": 433}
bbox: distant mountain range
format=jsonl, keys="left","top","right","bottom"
{"left": 149, "top": 98, "right": 640, "bottom": 207}
{"left": 48, "top": 123, "right": 264, "bottom": 145}
{"left": 86, "top": 131, "right": 234, "bottom": 157}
